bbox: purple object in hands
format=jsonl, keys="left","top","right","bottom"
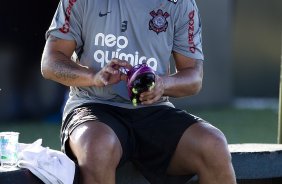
{"left": 126, "top": 63, "right": 156, "bottom": 105}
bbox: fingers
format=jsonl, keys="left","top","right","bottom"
{"left": 95, "top": 58, "right": 132, "bottom": 86}
{"left": 105, "top": 65, "right": 119, "bottom": 75}
{"left": 111, "top": 58, "right": 132, "bottom": 70}
{"left": 139, "top": 88, "right": 160, "bottom": 105}
{"left": 100, "top": 72, "right": 110, "bottom": 86}
{"left": 105, "top": 59, "right": 132, "bottom": 75}
{"left": 140, "top": 93, "right": 160, "bottom": 105}
{"left": 139, "top": 76, "right": 165, "bottom": 105}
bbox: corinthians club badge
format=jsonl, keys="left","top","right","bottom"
{"left": 149, "top": 9, "right": 170, "bottom": 34}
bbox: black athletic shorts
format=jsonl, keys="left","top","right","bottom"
{"left": 61, "top": 103, "right": 202, "bottom": 184}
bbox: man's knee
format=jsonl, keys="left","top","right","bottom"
{"left": 199, "top": 124, "right": 232, "bottom": 165}
{"left": 83, "top": 133, "right": 122, "bottom": 165}
{"left": 69, "top": 122, "right": 123, "bottom": 169}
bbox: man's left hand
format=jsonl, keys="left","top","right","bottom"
{"left": 139, "top": 75, "right": 165, "bottom": 105}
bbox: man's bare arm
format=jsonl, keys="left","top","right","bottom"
{"left": 41, "top": 35, "right": 132, "bottom": 87}
{"left": 162, "top": 52, "right": 203, "bottom": 97}
{"left": 41, "top": 35, "right": 96, "bottom": 87}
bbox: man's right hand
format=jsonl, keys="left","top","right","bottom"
{"left": 93, "top": 59, "right": 132, "bottom": 87}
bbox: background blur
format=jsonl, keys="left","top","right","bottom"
{"left": 0, "top": 0, "right": 281, "bottom": 149}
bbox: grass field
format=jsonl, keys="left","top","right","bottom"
{"left": 190, "top": 107, "right": 278, "bottom": 144}
{"left": 0, "top": 107, "right": 279, "bottom": 151}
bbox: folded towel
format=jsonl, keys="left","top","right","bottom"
{"left": 17, "top": 139, "right": 75, "bottom": 184}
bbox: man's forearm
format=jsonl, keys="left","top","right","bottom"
{"left": 162, "top": 66, "right": 203, "bottom": 98}
{"left": 41, "top": 50, "right": 96, "bottom": 87}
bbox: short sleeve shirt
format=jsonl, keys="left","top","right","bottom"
{"left": 46, "top": 0, "right": 204, "bottom": 118}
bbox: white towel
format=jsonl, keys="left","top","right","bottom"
{"left": 17, "top": 139, "right": 75, "bottom": 184}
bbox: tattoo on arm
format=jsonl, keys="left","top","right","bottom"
{"left": 53, "top": 60, "right": 79, "bottom": 81}
{"left": 47, "top": 35, "right": 81, "bottom": 82}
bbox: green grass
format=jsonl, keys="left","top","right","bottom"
{"left": 190, "top": 107, "right": 279, "bottom": 144}
{"left": 0, "top": 122, "right": 61, "bottom": 150}
{"left": 0, "top": 107, "right": 279, "bottom": 150}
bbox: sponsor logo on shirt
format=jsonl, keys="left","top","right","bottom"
{"left": 149, "top": 9, "right": 170, "bottom": 34}
{"left": 93, "top": 33, "right": 158, "bottom": 70}
{"left": 188, "top": 10, "right": 196, "bottom": 53}
{"left": 59, "top": 0, "right": 77, "bottom": 33}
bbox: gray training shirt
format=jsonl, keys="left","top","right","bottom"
{"left": 46, "top": 0, "right": 204, "bottom": 120}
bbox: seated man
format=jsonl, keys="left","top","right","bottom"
{"left": 41, "top": 0, "right": 236, "bottom": 183}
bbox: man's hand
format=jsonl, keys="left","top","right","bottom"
{"left": 139, "top": 75, "right": 165, "bottom": 105}
{"left": 93, "top": 59, "right": 132, "bottom": 87}
{"left": 138, "top": 52, "right": 203, "bottom": 104}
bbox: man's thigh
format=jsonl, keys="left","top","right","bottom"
{"left": 166, "top": 122, "right": 227, "bottom": 175}
{"left": 61, "top": 103, "right": 132, "bottom": 164}
{"left": 130, "top": 106, "right": 202, "bottom": 183}
{"left": 69, "top": 120, "right": 123, "bottom": 161}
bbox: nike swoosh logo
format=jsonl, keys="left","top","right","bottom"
{"left": 99, "top": 11, "right": 111, "bottom": 17}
